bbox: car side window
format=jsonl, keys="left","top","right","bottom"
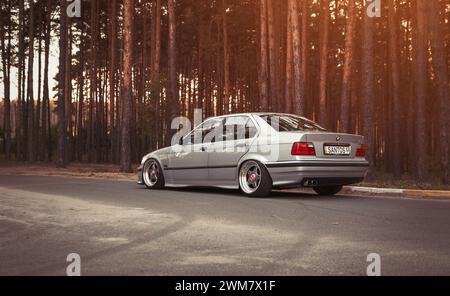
{"left": 202, "top": 119, "right": 224, "bottom": 144}
{"left": 223, "top": 116, "right": 257, "bottom": 141}
{"left": 184, "top": 127, "right": 202, "bottom": 145}
{"left": 185, "top": 119, "right": 224, "bottom": 145}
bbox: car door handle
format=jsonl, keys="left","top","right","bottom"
{"left": 236, "top": 144, "right": 247, "bottom": 148}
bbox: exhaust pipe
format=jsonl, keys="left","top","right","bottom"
{"left": 304, "top": 179, "right": 319, "bottom": 187}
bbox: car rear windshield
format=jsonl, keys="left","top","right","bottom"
{"left": 258, "top": 114, "right": 327, "bottom": 132}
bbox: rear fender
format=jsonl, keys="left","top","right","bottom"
{"left": 236, "top": 153, "right": 271, "bottom": 179}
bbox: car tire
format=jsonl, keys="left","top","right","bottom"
{"left": 313, "top": 185, "right": 343, "bottom": 196}
{"left": 142, "top": 159, "right": 165, "bottom": 190}
{"left": 238, "top": 160, "right": 273, "bottom": 197}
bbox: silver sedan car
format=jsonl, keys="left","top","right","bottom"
{"left": 138, "top": 113, "right": 369, "bottom": 197}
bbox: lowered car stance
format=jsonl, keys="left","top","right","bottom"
{"left": 138, "top": 113, "right": 369, "bottom": 197}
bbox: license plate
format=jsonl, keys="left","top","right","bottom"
{"left": 324, "top": 145, "right": 351, "bottom": 155}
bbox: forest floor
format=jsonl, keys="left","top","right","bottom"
{"left": 0, "top": 161, "right": 449, "bottom": 192}
{"left": 362, "top": 171, "right": 450, "bottom": 191}
{"left": 0, "top": 161, "right": 137, "bottom": 182}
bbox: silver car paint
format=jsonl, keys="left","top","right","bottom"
{"left": 139, "top": 113, "right": 369, "bottom": 189}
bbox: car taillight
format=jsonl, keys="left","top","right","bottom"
{"left": 356, "top": 144, "right": 366, "bottom": 157}
{"left": 291, "top": 142, "right": 316, "bottom": 156}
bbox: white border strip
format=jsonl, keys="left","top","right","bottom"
{"left": 348, "top": 186, "right": 405, "bottom": 194}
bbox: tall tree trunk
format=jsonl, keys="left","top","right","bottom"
{"left": 109, "top": 0, "right": 117, "bottom": 163}
{"left": 196, "top": 0, "right": 206, "bottom": 116}
{"left": 318, "top": 0, "right": 329, "bottom": 126}
{"left": 27, "top": 0, "right": 35, "bottom": 162}
{"left": 77, "top": 15, "right": 85, "bottom": 162}
{"left": 167, "top": 0, "right": 179, "bottom": 145}
{"left": 339, "top": 0, "right": 356, "bottom": 133}
{"left": 36, "top": 29, "right": 42, "bottom": 161}
{"left": 65, "top": 25, "right": 73, "bottom": 163}
{"left": 414, "top": 0, "right": 428, "bottom": 182}
{"left": 88, "top": 0, "right": 98, "bottom": 162}
{"left": 1, "top": 0, "right": 11, "bottom": 160}
{"left": 151, "top": 0, "right": 162, "bottom": 93}
{"left": 267, "top": 0, "right": 277, "bottom": 111}
{"left": 16, "top": 0, "right": 25, "bottom": 160}
{"left": 428, "top": 0, "right": 450, "bottom": 184}
{"left": 222, "top": 0, "right": 230, "bottom": 114}
{"left": 300, "top": 0, "right": 307, "bottom": 116}
{"left": 405, "top": 0, "right": 415, "bottom": 175}
{"left": 151, "top": 0, "right": 162, "bottom": 149}
{"left": 361, "top": 0, "right": 376, "bottom": 177}
{"left": 57, "top": 0, "right": 68, "bottom": 167}
{"left": 388, "top": 0, "right": 402, "bottom": 176}
{"left": 137, "top": 2, "right": 147, "bottom": 160}
{"left": 258, "top": 0, "right": 269, "bottom": 111}
{"left": 121, "top": 0, "right": 134, "bottom": 172}
{"left": 42, "top": 0, "right": 52, "bottom": 161}
{"left": 289, "top": 0, "right": 304, "bottom": 116}
{"left": 284, "top": 4, "right": 293, "bottom": 114}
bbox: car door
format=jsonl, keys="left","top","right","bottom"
{"left": 207, "top": 116, "right": 258, "bottom": 186}
{"left": 167, "top": 123, "right": 208, "bottom": 185}
{"left": 167, "top": 119, "right": 221, "bottom": 185}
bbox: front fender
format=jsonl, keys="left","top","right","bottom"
{"left": 141, "top": 148, "right": 172, "bottom": 175}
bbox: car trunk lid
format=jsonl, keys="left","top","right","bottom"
{"left": 301, "top": 132, "right": 364, "bottom": 159}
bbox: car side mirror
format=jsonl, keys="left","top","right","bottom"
{"left": 179, "top": 137, "right": 184, "bottom": 145}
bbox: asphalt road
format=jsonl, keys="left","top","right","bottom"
{"left": 1, "top": 174, "right": 450, "bottom": 276}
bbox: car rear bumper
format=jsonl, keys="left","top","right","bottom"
{"left": 265, "top": 160, "right": 369, "bottom": 188}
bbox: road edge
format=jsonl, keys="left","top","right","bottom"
{"left": 346, "top": 186, "right": 450, "bottom": 200}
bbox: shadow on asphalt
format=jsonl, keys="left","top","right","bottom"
{"left": 139, "top": 186, "right": 358, "bottom": 201}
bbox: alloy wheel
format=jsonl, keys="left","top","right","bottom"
{"left": 239, "top": 161, "right": 262, "bottom": 194}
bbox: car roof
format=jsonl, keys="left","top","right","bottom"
{"left": 207, "top": 112, "right": 306, "bottom": 120}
